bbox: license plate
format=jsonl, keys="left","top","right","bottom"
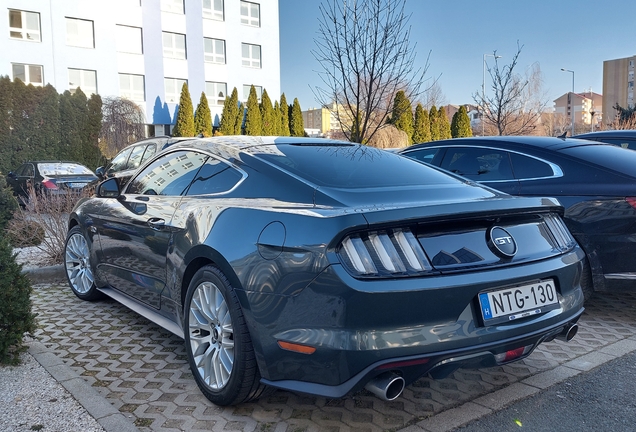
{"left": 69, "top": 182, "right": 87, "bottom": 188}
{"left": 479, "top": 279, "right": 559, "bottom": 324}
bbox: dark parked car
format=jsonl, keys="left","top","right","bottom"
{"left": 399, "top": 136, "right": 636, "bottom": 297}
{"left": 65, "top": 136, "right": 585, "bottom": 406}
{"left": 95, "top": 136, "right": 195, "bottom": 187}
{"left": 573, "top": 130, "right": 636, "bottom": 150}
{"left": 7, "top": 161, "right": 97, "bottom": 205}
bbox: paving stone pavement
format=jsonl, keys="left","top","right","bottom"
{"left": 30, "top": 283, "right": 636, "bottom": 432}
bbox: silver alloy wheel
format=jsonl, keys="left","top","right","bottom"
{"left": 189, "top": 281, "right": 235, "bottom": 390}
{"left": 65, "top": 232, "right": 95, "bottom": 294}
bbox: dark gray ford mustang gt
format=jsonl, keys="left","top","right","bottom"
{"left": 64, "top": 136, "right": 586, "bottom": 406}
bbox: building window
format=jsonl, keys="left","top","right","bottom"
{"left": 241, "top": 43, "right": 261, "bottom": 68}
{"left": 116, "top": 25, "right": 143, "bottom": 54}
{"left": 163, "top": 32, "right": 186, "bottom": 59}
{"left": 12, "top": 63, "right": 43, "bottom": 86}
{"left": 203, "top": 38, "right": 225, "bottom": 64}
{"left": 68, "top": 69, "right": 97, "bottom": 95}
{"left": 161, "top": 0, "right": 184, "bottom": 14}
{"left": 243, "top": 84, "right": 262, "bottom": 101}
{"left": 120, "top": 74, "right": 145, "bottom": 102}
{"left": 240, "top": 1, "right": 260, "bottom": 27}
{"left": 66, "top": 17, "right": 94, "bottom": 48}
{"left": 9, "top": 10, "right": 40, "bottom": 42}
{"left": 203, "top": 0, "right": 224, "bottom": 20}
{"left": 206, "top": 82, "right": 227, "bottom": 106}
{"left": 165, "top": 78, "right": 187, "bottom": 103}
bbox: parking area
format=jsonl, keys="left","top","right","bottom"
{"left": 31, "top": 283, "right": 636, "bottom": 432}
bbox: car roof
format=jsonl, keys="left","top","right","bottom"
{"left": 574, "top": 130, "right": 636, "bottom": 139}
{"left": 406, "top": 136, "right": 608, "bottom": 152}
{"left": 169, "top": 135, "right": 352, "bottom": 152}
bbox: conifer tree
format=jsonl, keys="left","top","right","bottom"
{"left": 194, "top": 92, "right": 213, "bottom": 137}
{"left": 172, "top": 83, "right": 195, "bottom": 137}
{"left": 412, "top": 103, "right": 431, "bottom": 144}
{"left": 273, "top": 100, "right": 282, "bottom": 135}
{"left": 235, "top": 102, "right": 245, "bottom": 134}
{"left": 219, "top": 87, "right": 239, "bottom": 135}
{"left": 429, "top": 105, "right": 440, "bottom": 141}
{"left": 59, "top": 90, "right": 83, "bottom": 162}
{"left": 86, "top": 93, "right": 103, "bottom": 169}
{"left": 451, "top": 105, "right": 473, "bottom": 138}
{"left": 389, "top": 90, "right": 414, "bottom": 144}
{"left": 260, "top": 89, "right": 275, "bottom": 135}
{"left": 244, "top": 86, "right": 263, "bottom": 136}
{"left": 0, "top": 77, "right": 13, "bottom": 173}
{"left": 279, "top": 93, "right": 290, "bottom": 136}
{"left": 289, "top": 98, "right": 305, "bottom": 137}
{"left": 438, "top": 106, "right": 452, "bottom": 139}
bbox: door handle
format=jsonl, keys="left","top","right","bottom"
{"left": 147, "top": 218, "right": 166, "bottom": 230}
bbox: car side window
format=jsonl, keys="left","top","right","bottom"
{"left": 440, "top": 148, "right": 514, "bottom": 181}
{"left": 126, "top": 151, "right": 208, "bottom": 196}
{"left": 186, "top": 157, "right": 243, "bottom": 196}
{"left": 403, "top": 148, "right": 440, "bottom": 165}
{"left": 126, "top": 145, "right": 147, "bottom": 170}
{"left": 509, "top": 153, "right": 555, "bottom": 179}
{"left": 23, "top": 164, "right": 34, "bottom": 177}
{"left": 108, "top": 148, "right": 133, "bottom": 175}
{"left": 141, "top": 143, "right": 157, "bottom": 163}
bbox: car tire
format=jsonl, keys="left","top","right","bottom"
{"left": 184, "top": 265, "right": 270, "bottom": 406}
{"left": 64, "top": 226, "right": 103, "bottom": 301}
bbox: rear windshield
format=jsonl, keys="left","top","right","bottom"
{"left": 561, "top": 144, "right": 636, "bottom": 177}
{"left": 253, "top": 144, "right": 459, "bottom": 188}
{"left": 38, "top": 163, "right": 93, "bottom": 176}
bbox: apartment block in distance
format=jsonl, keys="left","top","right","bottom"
{"left": 553, "top": 91, "right": 602, "bottom": 128}
{"left": 603, "top": 55, "right": 635, "bottom": 123}
{"left": 2, "top": 0, "right": 280, "bottom": 135}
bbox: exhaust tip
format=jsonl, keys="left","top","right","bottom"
{"left": 557, "top": 323, "right": 578, "bottom": 342}
{"left": 365, "top": 372, "right": 405, "bottom": 401}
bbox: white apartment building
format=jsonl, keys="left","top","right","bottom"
{"left": 1, "top": 0, "right": 280, "bottom": 134}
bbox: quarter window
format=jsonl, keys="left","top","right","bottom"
{"left": 12, "top": 63, "right": 43, "bottom": 86}
{"left": 186, "top": 157, "right": 243, "bottom": 195}
{"left": 116, "top": 25, "right": 143, "bottom": 54}
{"left": 165, "top": 78, "right": 187, "bottom": 103}
{"left": 240, "top": 1, "right": 260, "bottom": 27}
{"left": 163, "top": 32, "right": 186, "bottom": 59}
{"left": 509, "top": 153, "right": 555, "bottom": 179}
{"left": 127, "top": 151, "right": 208, "bottom": 196}
{"left": 203, "top": 0, "right": 224, "bottom": 20}
{"left": 119, "top": 74, "right": 146, "bottom": 102}
{"left": 66, "top": 18, "right": 94, "bottom": 48}
{"left": 203, "top": 38, "right": 225, "bottom": 64}
{"left": 9, "top": 10, "right": 40, "bottom": 41}
{"left": 68, "top": 69, "right": 97, "bottom": 95}
{"left": 206, "top": 82, "right": 227, "bottom": 106}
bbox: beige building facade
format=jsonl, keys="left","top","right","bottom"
{"left": 553, "top": 91, "right": 602, "bottom": 130}
{"left": 603, "top": 56, "right": 635, "bottom": 123}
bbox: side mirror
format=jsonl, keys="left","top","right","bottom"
{"left": 7, "top": 172, "right": 15, "bottom": 178}
{"left": 97, "top": 178, "right": 121, "bottom": 198}
{"left": 95, "top": 166, "right": 105, "bottom": 180}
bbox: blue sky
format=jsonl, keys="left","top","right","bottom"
{"left": 279, "top": 0, "right": 636, "bottom": 111}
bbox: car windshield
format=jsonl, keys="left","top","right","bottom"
{"left": 38, "top": 163, "right": 93, "bottom": 176}
{"left": 562, "top": 145, "right": 636, "bottom": 178}
{"left": 254, "top": 144, "right": 459, "bottom": 188}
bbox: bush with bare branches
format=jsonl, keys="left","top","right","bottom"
{"left": 6, "top": 185, "right": 89, "bottom": 265}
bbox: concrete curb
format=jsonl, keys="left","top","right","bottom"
{"left": 22, "top": 264, "right": 66, "bottom": 284}
{"left": 405, "top": 337, "right": 636, "bottom": 432}
{"left": 29, "top": 341, "right": 140, "bottom": 432}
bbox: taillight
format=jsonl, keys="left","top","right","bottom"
{"left": 338, "top": 228, "right": 432, "bottom": 277}
{"left": 543, "top": 213, "right": 575, "bottom": 251}
{"left": 41, "top": 179, "right": 58, "bottom": 190}
{"left": 494, "top": 344, "right": 532, "bottom": 363}
{"left": 626, "top": 197, "right": 636, "bottom": 209}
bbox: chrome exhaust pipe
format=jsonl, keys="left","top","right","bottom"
{"left": 364, "top": 372, "right": 405, "bottom": 401}
{"left": 556, "top": 323, "right": 578, "bottom": 342}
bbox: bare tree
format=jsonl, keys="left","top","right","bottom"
{"left": 605, "top": 104, "right": 636, "bottom": 130}
{"left": 474, "top": 42, "right": 549, "bottom": 136}
{"left": 100, "top": 97, "right": 146, "bottom": 158}
{"left": 312, "top": 0, "right": 429, "bottom": 143}
{"left": 420, "top": 81, "right": 447, "bottom": 110}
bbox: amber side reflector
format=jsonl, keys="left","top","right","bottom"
{"left": 278, "top": 341, "right": 316, "bottom": 355}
